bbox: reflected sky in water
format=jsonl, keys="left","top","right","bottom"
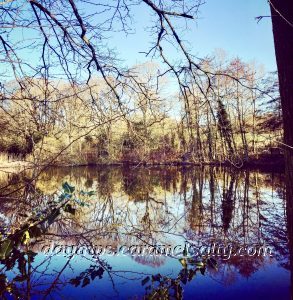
{"left": 0, "top": 166, "right": 290, "bottom": 299}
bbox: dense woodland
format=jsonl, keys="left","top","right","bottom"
{"left": 0, "top": 59, "right": 282, "bottom": 167}
{"left": 0, "top": 0, "right": 288, "bottom": 169}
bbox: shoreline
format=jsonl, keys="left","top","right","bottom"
{"left": 0, "top": 156, "right": 285, "bottom": 172}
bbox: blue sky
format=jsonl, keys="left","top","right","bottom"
{"left": 1, "top": 0, "right": 276, "bottom": 82}
{"left": 109, "top": 0, "right": 276, "bottom": 72}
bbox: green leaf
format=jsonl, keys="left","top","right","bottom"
{"left": 179, "top": 258, "right": 187, "bottom": 268}
{"left": 58, "top": 193, "right": 66, "bottom": 201}
{"left": 70, "top": 278, "right": 81, "bottom": 287}
{"left": 152, "top": 274, "right": 162, "bottom": 282}
{"left": 200, "top": 267, "right": 206, "bottom": 275}
{"left": 64, "top": 204, "right": 76, "bottom": 215}
{"left": 183, "top": 244, "right": 188, "bottom": 256}
{"left": 142, "top": 276, "right": 150, "bottom": 286}
{"left": 207, "top": 257, "right": 218, "bottom": 270}
{"left": 74, "top": 198, "right": 90, "bottom": 207}
{"left": 87, "top": 191, "right": 95, "bottom": 196}
{"left": 0, "top": 239, "right": 14, "bottom": 260}
{"left": 81, "top": 276, "right": 90, "bottom": 287}
{"left": 22, "top": 231, "right": 30, "bottom": 245}
{"left": 179, "top": 268, "right": 188, "bottom": 284}
{"left": 188, "top": 269, "right": 196, "bottom": 281}
{"left": 187, "top": 258, "right": 196, "bottom": 265}
{"left": 62, "top": 182, "right": 75, "bottom": 194}
{"left": 195, "top": 261, "right": 205, "bottom": 268}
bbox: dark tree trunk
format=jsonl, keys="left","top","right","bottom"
{"left": 270, "top": 1, "right": 293, "bottom": 181}
{"left": 269, "top": 1, "right": 293, "bottom": 297}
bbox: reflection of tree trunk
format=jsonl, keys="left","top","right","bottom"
{"left": 286, "top": 180, "right": 293, "bottom": 300}
{"left": 181, "top": 168, "right": 188, "bottom": 205}
{"left": 254, "top": 172, "right": 261, "bottom": 242}
{"left": 242, "top": 171, "right": 250, "bottom": 242}
{"left": 27, "top": 254, "right": 31, "bottom": 300}
{"left": 209, "top": 168, "right": 215, "bottom": 233}
{"left": 222, "top": 172, "right": 236, "bottom": 233}
{"left": 189, "top": 170, "right": 204, "bottom": 231}
{"left": 285, "top": 160, "right": 293, "bottom": 299}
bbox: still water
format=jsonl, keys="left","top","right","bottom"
{"left": 0, "top": 166, "right": 291, "bottom": 299}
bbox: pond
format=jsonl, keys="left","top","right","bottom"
{"left": 0, "top": 166, "right": 291, "bottom": 299}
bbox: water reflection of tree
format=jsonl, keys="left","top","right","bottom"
{"left": 221, "top": 172, "right": 236, "bottom": 233}
{"left": 0, "top": 166, "right": 291, "bottom": 298}
{"left": 187, "top": 169, "right": 204, "bottom": 232}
